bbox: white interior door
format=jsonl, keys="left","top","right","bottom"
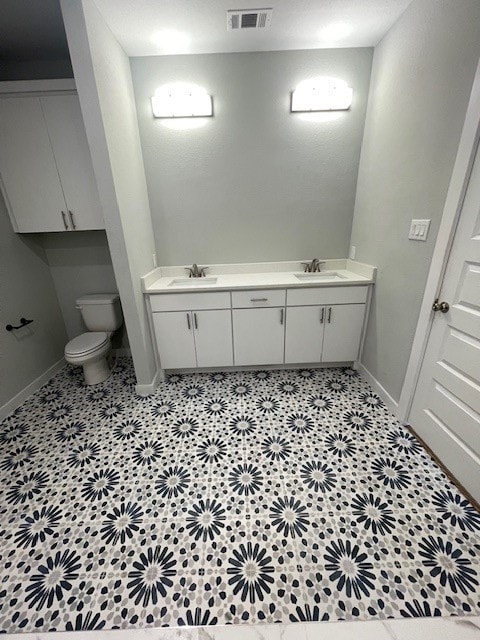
{"left": 233, "top": 308, "right": 285, "bottom": 366}
{"left": 322, "top": 304, "right": 365, "bottom": 363}
{"left": 152, "top": 311, "right": 196, "bottom": 369}
{"left": 193, "top": 309, "right": 233, "bottom": 367}
{"left": 285, "top": 306, "right": 324, "bottom": 364}
{"left": 409, "top": 140, "right": 480, "bottom": 501}
{"left": 0, "top": 97, "right": 67, "bottom": 232}
{"left": 41, "top": 95, "right": 104, "bottom": 230}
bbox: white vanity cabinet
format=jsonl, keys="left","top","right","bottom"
{"left": 285, "top": 286, "right": 368, "bottom": 365}
{"left": 232, "top": 289, "right": 286, "bottom": 366}
{"left": 0, "top": 94, "right": 104, "bottom": 233}
{"left": 150, "top": 292, "right": 233, "bottom": 369}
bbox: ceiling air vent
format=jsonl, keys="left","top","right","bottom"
{"left": 227, "top": 8, "right": 273, "bottom": 31}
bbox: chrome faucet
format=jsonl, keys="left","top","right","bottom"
{"left": 186, "top": 263, "right": 208, "bottom": 278}
{"left": 301, "top": 258, "right": 326, "bottom": 273}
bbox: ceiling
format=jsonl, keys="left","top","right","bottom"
{"left": 0, "top": 0, "right": 70, "bottom": 61}
{"left": 94, "top": 0, "right": 413, "bottom": 57}
{"left": 0, "top": 0, "right": 413, "bottom": 64}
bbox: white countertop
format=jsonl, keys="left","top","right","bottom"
{"left": 142, "top": 259, "right": 375, "bottom": 294}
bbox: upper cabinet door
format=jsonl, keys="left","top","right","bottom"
{"left": 0, "top": 97, "right": 67, "bottom": 232}
{"left": 41, "top": 95, "right": 104, "bottom": 230}
{"left": 322, "top": 304, "right": 365, "bottom": 363}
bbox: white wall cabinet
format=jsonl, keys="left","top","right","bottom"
{"left": 149, "top": 285, "right": 370, "bottom": 371}
{"left": 0, "top": 94, "right": 104, "bottom": 233}
{"left": 233, "top": 307, "right": 285, "bottom": 366}
{"left": 152, "top": 309, "right": 233, "bottom": 369}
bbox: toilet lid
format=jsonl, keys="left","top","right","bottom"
{"left": 65, "top": 332, "right": 109, "bottom": 357}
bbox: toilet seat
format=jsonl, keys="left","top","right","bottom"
{"left": 65, "top": 332, "right": 109, "bottom": 357}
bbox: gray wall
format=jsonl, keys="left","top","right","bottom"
{"left": 61, "top": 0, "right": 158, "bottom": 387}
{"left": 0, "top": 194, "right": 67, "bottom": 408}
{"left": 351, "top": 0, "right": 480, "bottom": 402}
{"left": 41, "top": 231, "right": 128, "bottom": 348}
{"left": 0, "top": 58, "right": 73, "bottom": 81}
{"left": 130, "top": 48, "right": 373, "bottom": 265}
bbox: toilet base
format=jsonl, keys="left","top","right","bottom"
{"left": 83, "top": 356, "right": 111, "bottom": 385}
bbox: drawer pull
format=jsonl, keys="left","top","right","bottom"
{"left": 186, "top": 313, "right": 191, "bottom": 330}
{"left": 327, "top": 307, "right": 332, "bottom": 323}
{"left": 320, "top": 307, "right": 325, "bottom": 324}
{"left": 250, "top": 297, "right": 268, "bottom": 302}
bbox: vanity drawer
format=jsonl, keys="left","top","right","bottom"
{"left": 287, "top": 286, "right": 368, "bottom": 306}
{"left": 150, "top": 292, "right": 231, "bottom": 312}
{"left": 232, "top": 289, "right": 286, "bottom": 308}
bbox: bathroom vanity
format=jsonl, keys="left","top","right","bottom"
{"left": 142, "top": 260, "right": 375, "bottom": 372}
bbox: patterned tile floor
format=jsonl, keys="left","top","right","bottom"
{"left": 0, "top": 358, "right": 479, "bottom": 633}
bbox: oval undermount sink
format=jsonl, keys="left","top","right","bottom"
{"left": 294, "top": 271, "right": 346, "bottom": 281}
{"left": 169, "top": 277, "right": 218, "bottom": 286}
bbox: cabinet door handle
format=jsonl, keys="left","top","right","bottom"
{"left": 327, "top": 307, "right": 332, "bottom": 323}
{"left": 280, "top": 308, "right": 284, "bottom": 325}
{"left": 194, "top": 312, "right": 198, "bottom": 329}
{"left": 68, "top": 210, "right": 76, "bottom": 230}
{"left": 186, "top": 313, "right": 191, "bottom": 330}
{"left": 320, "top": 307, "right": 325, "bottom": 324}
{"left": 61, "top": 211, "right": 69, "bottom": 230}
{"left": 251, "top": 298, "right": 268, "bottom": 302}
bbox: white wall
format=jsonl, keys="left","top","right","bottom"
{"left": 130, "top": 48, "right": 373, "bottom": 265}
{"left": 61, "top": 0, "right": 157, "bottom": 387}
{"left": 41, "top": 231, "right": 128, "bottom": 348}
{"left": 350, "top": 0, "right": 480, "bottom": 402}
{"left": 0, "top": 194, "right": 67, "bottom": 409}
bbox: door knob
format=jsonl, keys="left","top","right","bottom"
{"left": 432, "top": 298, "right": 449, "bottom": 313}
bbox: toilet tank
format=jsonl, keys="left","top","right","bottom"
{"left": 76, "top": 293, "right": 123, "bottom": 332}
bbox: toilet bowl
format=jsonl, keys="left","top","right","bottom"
{"left": 64, "top": 293, "right": 123, "bottom": 385}
{"left": 65, "top": 331, "right": 112, "bottom": 385}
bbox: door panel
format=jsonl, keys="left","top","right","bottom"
{"left": 41, "top": 95, "right": 104, "bottom": 230}
{"left": 233, "top": 308, "right": 285, "bottom": 366}
{"left": 322, "top": 304, "right": 365, "bottom": 362}
{"left": 409, "top": 134, "right": 480, "bottom": 500}
{"left": 285, "top": 306, "right": 324, "bottom": 364}
{"left": 153, "top": 312, "right": 196, "bottom": 369}
{"left": 194, "top": 310, "right": 233, "bottom": 367}
{"left": 0, "top": 97, "right": 67, "bottom": 232}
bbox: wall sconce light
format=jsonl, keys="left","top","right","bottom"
{"left": 291, "top": 77, "right": 353, "bottom": 112}
{"left": 151, "top": 83, "right": 213, "bottom": 118}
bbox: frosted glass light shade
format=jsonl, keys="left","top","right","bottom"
{"left": 291, "top": 77, "right": 353, "bottom": 112}
{"left": 151, "top": 83, "right": 213, "bottom": 118}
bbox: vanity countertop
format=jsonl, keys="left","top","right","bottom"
{"left": 142, "top": 259, "right": 376, "bottom": 294}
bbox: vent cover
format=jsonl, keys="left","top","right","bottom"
{"left": 227, "top": 8, "right": 273, "bottom": 30}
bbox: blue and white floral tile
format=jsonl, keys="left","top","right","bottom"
{"left": 0, "top": 358, "right": 479, "bottom": 633}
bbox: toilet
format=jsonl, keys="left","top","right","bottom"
{"left": 64, "top": 293, "right": 123, "bottom": 385}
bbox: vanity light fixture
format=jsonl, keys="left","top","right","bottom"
{"left": 151, "top": 83, "right": 213, "bottom": 118}
{"left": 291, "top": 77, "right": 353, "bottom": 112}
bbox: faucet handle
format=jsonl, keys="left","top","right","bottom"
{"left": 185, "top": 267, "right": 194, "bottom": 278}
{"left": 200, "top": 267, "right": 208, "bottom": 277}
{"left": 301, "top": 262, "right": 312, "bottom": 273}
{"left": 315, "top": 261, "right": 326, "bottom": 272}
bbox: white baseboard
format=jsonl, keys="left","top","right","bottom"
{"left": 135, "top": 368, "right": 163, "bottom": 397}
{"left": 358, "top": 363, "right": 399, "bottom": 416}
{"left": 0, "top": 358, "right": 65, "bottom": 421}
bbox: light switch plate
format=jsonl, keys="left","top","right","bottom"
{"left": 409, "top": 219, "right": 431, "bottom": 241}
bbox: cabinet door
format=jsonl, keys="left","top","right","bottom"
{"left": 285, "top": 306, "right": 324, "bottom": 364}
{"left": 322, "top": 304, "right": 365, "bottom": 363}
{"left": 153, "top": 312, "right": 196, "bottom": 369}
{"left": 0, "top": 97, "right": 67, "bottom": 232}
{"left": 193, "top": 310, "right": 233, "bottom": 367}
{"left": 41, "top": 95, "right": 104, "bottom": 230}
{"left": 233, "top": 308, "right": 285, "bottom": 366}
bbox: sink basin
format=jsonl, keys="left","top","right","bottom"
{"left": 294, "top": 271, "right": 346, "bottom": 282}
{"left": 169, "top": 277, "right": 218, "bottom": 287}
